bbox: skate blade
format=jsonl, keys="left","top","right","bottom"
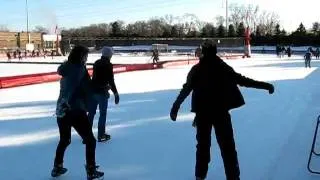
{"left": 87, "top": 176, "right": 104, "bottom": 180}
{"left": 98, "top": 138, "right": 111, "bottom": 143}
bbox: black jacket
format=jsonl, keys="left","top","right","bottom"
{"left": 173, "top": 55, "right": 271, "bottom": 113}
{"left": 91, "top": 58, "right": 118, "bottom": 94}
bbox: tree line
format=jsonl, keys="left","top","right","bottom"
{"left": 31, "top": 4, "right": 320, "bottom": 46}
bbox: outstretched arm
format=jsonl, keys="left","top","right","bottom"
{"left": 109, "top": 65, "right": 119, "bottom": 104}
{"left": 170, "top": 67, "right": 195, "bottom": 121}
{"left": 234, "top": 72, "right": 274, "bottom": 94}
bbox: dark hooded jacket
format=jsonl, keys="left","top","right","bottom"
{"left": 91, "top": 57, "right": 118, "bottom": 95}
{"left": 56, "top": 61, "right": 92, "bottom": 117}
{"left": 173, "top": 55, "right": 271, "bottom": 113}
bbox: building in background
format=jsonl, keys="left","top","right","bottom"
{"left": 42, "top": 34, "right": 62, "bottom": 52}
{"left": 0, "top": 31, "right": 61, "bottom": 54}
{"left": 0, "top": 32, "right": 42, "bottom": 50}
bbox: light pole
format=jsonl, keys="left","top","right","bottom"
{"left": 225, "top": 0, "right": 228, "bottom": 33}
{"left": 26, "top": 0, "right": 30, "bottom": 44}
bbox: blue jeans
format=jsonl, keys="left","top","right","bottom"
{"left": 88, "top": 93, "right": 109, "bottom": 137}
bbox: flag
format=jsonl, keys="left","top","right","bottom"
{"left": 54, "top": 25, "right": 58, "bottom": 34}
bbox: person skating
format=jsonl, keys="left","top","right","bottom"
{"left": 18, "top": 50, "right": 22, "bottom": 60}
{"left": 151, "top": 48, "right": 159, "bottom": 64}
{"left": 6, "top": 51, "right": 11, "bottom": 61}
{"left": 195, "top": 46, "right": 202, "bottom": 58}
{"left": 315, "top": 47, "right": 319, "bottom": 59}
{"left": 51, "top": 45, "right": 104, "bottom": 180}
{"left": 304, "top": 49, "right": 312, "bottom": 68}
{"left": 170, "top": 40, "right": 274, "bottom": 180}
{"left": 88, "top": 46, "right": 120, "bottom": 142}
{"left": 287, "top": 46, "right": 292, "bottom": 58}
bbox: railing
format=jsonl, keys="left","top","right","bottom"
{"left": 308, "top": 115, "right": 320, "bottom": 174}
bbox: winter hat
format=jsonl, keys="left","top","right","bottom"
{"left": 201, "top": 39, "right": 217, "bottom": 57}
{"left": 101, "top": 46, "right": 114, "bottom": 58}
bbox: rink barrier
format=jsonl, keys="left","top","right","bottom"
{"left": 0, "top": 64, "right": 157, "bottom": 89}
{"left": 0, "top": 55, "right": 245, "bottom": 89}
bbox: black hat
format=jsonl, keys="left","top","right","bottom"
{"left": 201, "top": 39, "right": 217, "bottom": 57}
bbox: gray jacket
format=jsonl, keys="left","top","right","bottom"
{"left": 56, "top": 62, "right": 92, "bottom": 118}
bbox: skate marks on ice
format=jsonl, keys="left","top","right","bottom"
{"left": 1, "top": 60, "right": 320, "bottom": 179}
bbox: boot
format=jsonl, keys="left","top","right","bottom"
{"left": 98, "top": 134, "right": 111, "bottom": 142}
{"left": 51, "top": 163, "right": 67, "bottom": 177}
{"left": 196, "top": 177, "right": 205, "bottom": 180}
{"left": 86, "top": 164, "right": 104, "bottom": 180}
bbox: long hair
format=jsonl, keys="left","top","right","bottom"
{"left": 67, "top": 45, "right": 89, "bottom": 64}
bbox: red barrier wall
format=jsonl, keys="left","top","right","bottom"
{"left": 0, "top": 63, "right": 158, "bottom": 89}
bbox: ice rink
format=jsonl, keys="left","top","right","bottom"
{"left": 1, "top": 55, "right": 320, "bottom": 179}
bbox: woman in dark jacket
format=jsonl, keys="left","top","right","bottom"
{"left": 170, "top": 40, "right": 274, "bottom": 180}
{"left": 51, "top": 45, "right": 104, "bottom": 180}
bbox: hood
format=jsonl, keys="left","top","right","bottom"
{"left": 57, "top": 62, "right": 82, "bottom": 77}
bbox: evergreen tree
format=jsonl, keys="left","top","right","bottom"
{"left": 237, "top": 22, "right": 245, "bottom": 36}
{"left": 228, "top": 24, "right": 236, "bottom": 37}
{"left": 217, "top": 25, "right": 226, "bottom": 37}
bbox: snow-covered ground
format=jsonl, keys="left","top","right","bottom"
{"left": 1, "top": 56, "right": 320, "bottom": 179}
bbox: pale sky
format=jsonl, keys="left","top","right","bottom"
{"left": 0, "top": 0, "right": 319, "bottom": 33}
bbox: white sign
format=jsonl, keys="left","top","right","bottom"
{"left": 26, "top": 43, "right": 34, "bottom": 51}
{"left": 43, "top": 34, "right": 61, "bottom": 41}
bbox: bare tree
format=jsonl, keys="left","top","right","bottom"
{"left": 215, "top": 16, "right": 225, "bottom": 27}
{"left": 256, "top": 11, "right": 279, "bottom": 35}
{"left": 0, "top": 25, "right": 9, "bottom": 32}
{"left": 229, "top": 4, "right": 243, "bottom": 29}
{"left": 148, "top": 18, "right": 165, "bottom": 37}
{"left": 164, "top": 14, "right": 175, "bottom": 25}
{"left": 229, "top": 4, "right": 259, "bottom": 31}
{"left": 312, "top": 22, "right": 320, "bottom": 35}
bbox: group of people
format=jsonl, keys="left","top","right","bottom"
{"left": 275, "top": 45, "right": 319, "bottom": 68}
{"left": 276, "top": 45, "right": 292, "bottom": 58}
{"left": 52, "top": 41, "right": 275, "bottom": 180}
{"left": 6, "top": 49, "right": 59, "bottom": 61}
{"left": 51, "top": 46, "right": 119, "bottom": 180}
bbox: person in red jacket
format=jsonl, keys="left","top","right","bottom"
{"left": 170, "top": 40, "right": 274, "bottom": 180}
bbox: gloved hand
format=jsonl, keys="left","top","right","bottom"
{"left": 170, "top": 103, "right": 180, "bottom": 121}
{"left": 114, "top": 93, "right": 120, "bottom": 105}
{"left": 267, "top": 83, "right": 274, "bottom": 94}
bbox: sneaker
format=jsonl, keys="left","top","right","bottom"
{"left": 86, "top": 165, "right": 104, "bottom": 180}
{"left": 51, "top": 164, "right": 67, "bottom": 177}
{"left": 98, "top": 134, "right": 111, "bottom": 142}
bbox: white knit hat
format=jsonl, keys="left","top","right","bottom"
{"left": 101, "top": 46, "right": 114, "bottom": 58}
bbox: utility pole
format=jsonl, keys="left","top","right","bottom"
{"left": 26, "top": 0, "right": 30, "bottom": 44}
{"left": 226, "top": 0, "right": 228, "bottom": 33}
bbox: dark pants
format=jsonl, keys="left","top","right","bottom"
{"left": 305, "top": 59, "right": 311, "bottom": 68}
{"left": 88, "top": 93, "right": 109, "bottom": 137}
{"left": 195, "top": 112, "right": 240, "bottom": 180}
{"left": 54, "top": 110, "right": 96, "bottom": 166}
